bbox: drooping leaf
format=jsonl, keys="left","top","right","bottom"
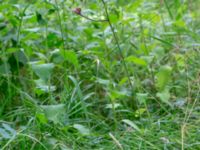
{"left": 122, "top": 119, "right": 141, "bottom": 132}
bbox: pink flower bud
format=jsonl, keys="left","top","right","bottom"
{"left": 73, "top": 8, "right": 81, "bottom": 15}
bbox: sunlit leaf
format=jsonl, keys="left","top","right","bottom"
{"left": 73, "top": 124, "right": 90, "bottom": 135}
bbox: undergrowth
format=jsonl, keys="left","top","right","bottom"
{"left": 0, "top": 0, "right": 200, "bottom": 149}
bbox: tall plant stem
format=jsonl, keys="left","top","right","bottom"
{"left": 55, "top": 0, "right": 66, "bottom": 52}
{"left": 101, "top": 0, "right": 138, "bottom": 109}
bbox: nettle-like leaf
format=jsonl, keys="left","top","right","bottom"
{"left": 40, "top": 104, "right": 66, "bottom": 124}
{"left": 156, "top": 65, "right": 172, "bottom": 91}
{"left": 31, "top": 63, "right": 54, "bottom": 81}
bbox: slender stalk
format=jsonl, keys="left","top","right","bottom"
{"left": 54, "top": 0, "right": 66, "bottom": 52}
{"left": 101, "top": 0, "right": 138, "bottom": 109}
{"left": 16, "top": 5, "right": 29, "bottom": 75}
{"left": 79, "top": 14, "right": 108, "bottom": 22}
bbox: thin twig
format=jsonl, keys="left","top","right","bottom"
{"left": 79, "top": 14, "right": 108, "bottom": 22}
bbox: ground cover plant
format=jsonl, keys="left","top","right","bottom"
{"left": 0, "top": 0, "right": 200, "bottom": 149}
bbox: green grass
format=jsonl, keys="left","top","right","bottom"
{"left": 0, "top": 0, "right": 200, "bottom": 149}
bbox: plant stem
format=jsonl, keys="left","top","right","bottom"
{"left": 55, "top": 0, "right": 66, "bottom": 52}
{"left": 79, "top": 14, "right": 108, "bottom": 22}
{"left": 101, "top": 0, "right": 138, "bottom": 109}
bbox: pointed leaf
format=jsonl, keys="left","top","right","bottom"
{"left": 73, "top": 124, "right": 90, "bottom": 135}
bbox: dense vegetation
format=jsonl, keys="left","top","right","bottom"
{"left": 0, "top": 0, "right": 200, "bottom": 149}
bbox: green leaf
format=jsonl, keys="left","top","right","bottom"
{"left": 125, "top": 56, "right": 147, "bottom": 66}
{"left": 156, "top": 65, "right": 172, "bottom": 91}
{"left": 122, "top": 119, "right": 141, "bottom": 132}
{"left": 109, "top": 13, "right": 118, "bottom": 24}
{"left": 36, "top": 12, "right": 46, "bottom": 25}
{"left": 156, "top": 89, "right": 172, "bottom": 107}
{"left": 106, "top": 103, "right": 121, "bottom": 109}
{"left": 40, "top": 104, "right": 66, "bottom": 124}
{"left": 135, "top": 108, "right": 146, "bottom": 117}
{"left": 61, "top": 50, "right": 79, "bottom": 68}
{"left": 136, "top": 93, "right": 148, "bottom": 104}
{"left": 96, "top": 78, "right": 110, "bottom": 85}
{"left": 0, "top": 63, "right": 10, "bottom": 74}
{"left": 0, "top": 128, "right": 11, "bottom": 139}
{"left": 36, "top": 113, "right": 48, "bottom": 124}
{"left": 2, "top": 123, "right": 16, "bottom": 136}
{"left": 31, "top": 63, "right": 54, "bottom": 81}
{"left": 35, "top": 79, "right": 56, "bottom": 93}
{"left": 73, "top": 124, "right": 90, "bottom": 135}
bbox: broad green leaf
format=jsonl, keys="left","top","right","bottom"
{"left": 61, "top": 50, "right": 79, "bottom": 68}
{"left": 31, "top": 63, "right": 54, "bottom": 81}
{"left": 156, "top": 89, "right": 172, "bottom": 107}
{"left": 73, "top": 124, "right": 90, "bottom": 135}
{"left": 156, "top": 66, "right": 172, "bottom": 91}
{"left": 125, "top": 56, "right": 147, "bottom": 66}
{"left": 40, "top": 104, "right": 66, "bottom": 124}
{"left": 122, "top": 119, "right": 141, "bottom": 132}
{"left": 50, "top": 49, "right": 65, "bottom": 64}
